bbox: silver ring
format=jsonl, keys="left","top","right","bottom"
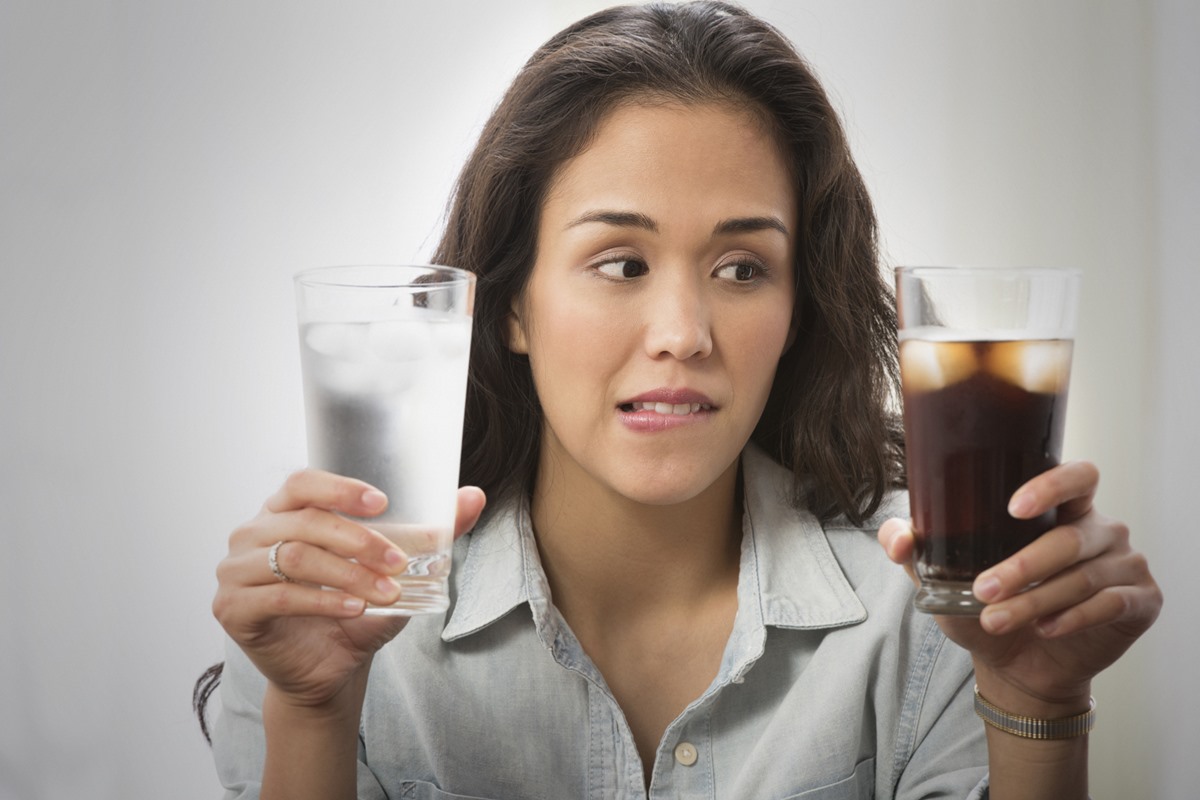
{"left": 268, "top": 540, "right": 294, "bottom": 583}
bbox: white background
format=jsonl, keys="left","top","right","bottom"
{"left": 1, "top": 1, "right": 1196, "bottom": 797}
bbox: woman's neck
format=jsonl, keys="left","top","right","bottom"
{"left": 529, "top": 454, "right": 743, "bottom": 630}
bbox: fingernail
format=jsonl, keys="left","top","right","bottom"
{"left": 982, "top": 607, "right": 1010, "bottom": 633}
{"left": 974, "top": 575, "right": 1002, "bottom": 602}
{"left": 384, "top": 547, "right": 406, "bottom": 567}
{"left": 1008, "top": 491, "right": 1035, "bottom": 518}
{"left": 1037, "top": 617, "right": 1059, "bottom": 637}
{"left": 376, "top": 576, "right": 400, "bottom": 596}
{"left": 343, "top": 597, "right": 365, "bottom": 614}
{"left": 362, "top": 489, "right": 387, "bottom": 510}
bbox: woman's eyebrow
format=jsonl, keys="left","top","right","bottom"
{"left": 565, "top": 210, "right": 790, "bottom": 239}
{"left": 713, "top": 216, "right": 790, "bottom": 238}
{"left": 566, "top": 210, "right": 658, "bottom": 232}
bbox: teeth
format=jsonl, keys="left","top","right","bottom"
{"left": 627, "top": 401, "right": 711, "bottom": 415}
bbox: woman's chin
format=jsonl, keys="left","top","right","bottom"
{"left": 603, "top": 463, "right": 735, "bottom": 509}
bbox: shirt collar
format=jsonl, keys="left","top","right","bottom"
{"left": 739, "top": 443, "right": 868, "bottom": 629}
{"left": 441, "top": 443, "right": 867, "bottom": 642}
{"left": 441, "top": 498, "right": 546, "bottom": 642}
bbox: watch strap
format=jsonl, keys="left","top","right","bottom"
{"left": 973, "top": 685, "right": 1096, "bottom": 740}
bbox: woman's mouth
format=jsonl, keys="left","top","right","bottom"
{"left": 616, "top": 391, "right": 718, "bottom": 432}
{"left": 618, "top": 401, "right": 714, "bottom": 415}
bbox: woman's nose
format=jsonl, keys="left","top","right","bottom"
{"left": 643, "top": 275, "right": 713, "bottom": 361}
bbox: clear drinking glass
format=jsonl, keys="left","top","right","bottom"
{"left": 895, "top": 266, "right": 1081, "bottom": 615}
{"left": 295, "top": 265, "right": 475, "bottom": 615}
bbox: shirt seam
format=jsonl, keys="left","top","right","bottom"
{"left": 890, "top": 616, "right": 948, "bottom": 792}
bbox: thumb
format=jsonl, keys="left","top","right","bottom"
{"left": 453, "top": 486, "right": 487, "bottom": 539}
{"left": 878, "top": 517, "right": 919, "bottom": 587}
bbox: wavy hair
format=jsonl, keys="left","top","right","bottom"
{"left": 196, "top": 0, "right": 904, "bottom": 743}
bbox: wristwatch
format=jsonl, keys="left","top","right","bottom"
{"left": 973, "top": 685, "right": 1096, "bottom": 740}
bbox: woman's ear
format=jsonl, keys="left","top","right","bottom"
{"left": 506, "top": 302, "right": 530, "bottom": 354}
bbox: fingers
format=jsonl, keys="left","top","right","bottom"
{"left": 1009, "top": 460, "right": 1100, "bottom": 524}
{"left": 976, "top": 538, "right": 1146, "bottom": 635}
{"left": 214, "top": 580, "right": 370, "bottom": 627}
{"left": 1030, "top": 569, "right": 1162, "bottom": 639}
{"left": 262, "top": 472, "right": 487, "bottom": 544}
{"left": 217, "top": 473, "right": 490, "bottom": 630}
{"left": 232, "top": 505, "right": 406, "bottom": 575}
{"left": 208, "top": 554, "right": 372, "bottom": 628}
{"left": 967, "top": 461, "right": 1109, "bottom": 633}
{"left": 973, "top": 517, "right": 1126, "bottom": 606}
{"left": 214, "top": 518, "right": 406, "bottom": 631}
{"left": 218, "top": 477, "right": 490, "bottom": 615}
{"left": 981, "top": 579, "right": 1161, "bottom": 639}
{"left": 971, "top": 508, "right": 1163, "bottom": 637}
{"left": 264, "top": 469, "right": 389, "bottom": 517}
{"left": 219, "top": 538, "right": 404, "bottom": 605}
{"left": 218, "top": 472, "right": 408, "bottom": 625}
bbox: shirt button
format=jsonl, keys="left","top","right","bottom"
{"left": 674, "top": 741, "right": 698, "bottom": 767}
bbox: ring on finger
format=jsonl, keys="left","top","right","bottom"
{"left": 268, "top": 540, "right": 295, "bottom": 583}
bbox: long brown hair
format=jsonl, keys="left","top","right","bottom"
{"left": 196, "top": 0, "right": 903, "bottom": 743}
{"left": 437, "top": 1, "right": 903, "bottom": 525}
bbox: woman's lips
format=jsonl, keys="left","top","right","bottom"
{"left": 616, "top": 390, "right": 717, "bottom": 431}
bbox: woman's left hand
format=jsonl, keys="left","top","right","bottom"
{"left": 879, "top": 460, "right": 1162, "bottom": 706}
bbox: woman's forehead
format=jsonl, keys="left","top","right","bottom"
{"left": 541, "top": 100, "right": 796, "bottom": 228}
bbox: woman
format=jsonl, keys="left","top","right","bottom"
{"left": 203, "top": 3, "right": 1161, "bottom": 798}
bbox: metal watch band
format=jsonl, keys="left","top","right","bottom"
{"left": 973, "top": 685, "right": 1096, "bottom": 740}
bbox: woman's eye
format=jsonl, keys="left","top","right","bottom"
{"left": 595, "top": 258, "right": 649, "bottom": 280}
{"left": 715, "top": 261, "right": 763, "bottom": 282}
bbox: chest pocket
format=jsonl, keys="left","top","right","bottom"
{"left": 397, "top": 781, "right": 497, "bottom": 800}
{"left": 780, "top": 757, "right": 875, "bottom": 800}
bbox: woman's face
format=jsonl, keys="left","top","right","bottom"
{"left": 509, "top": 100, "right": 797, "bottom": 507}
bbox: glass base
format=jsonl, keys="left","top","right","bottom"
{"left": 362, "top": 577, "right": 449, "bottom": 616}
{"left": 914, "top": 580, "right": 983, "bottom": 616}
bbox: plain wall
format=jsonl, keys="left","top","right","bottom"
{"left": 0, "top": 1, "right": 1193, "bottom": 797}
{"left": 1146, "top": 0, "right": 1200, "bottom": 795}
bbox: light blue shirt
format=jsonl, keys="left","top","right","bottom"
{"left": 213, "top": 445, "right": 989, "bottom": 798}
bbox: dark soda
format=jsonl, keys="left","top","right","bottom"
{"left": 900, "top": 338, "right": 1072, "bottom": 584}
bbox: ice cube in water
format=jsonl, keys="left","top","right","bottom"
{"left": 368, "top": 318, "right": 435, "bottom": 362}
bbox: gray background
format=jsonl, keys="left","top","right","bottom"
{"left": 1, "top": 1, "right": 1195, "bottom": 797}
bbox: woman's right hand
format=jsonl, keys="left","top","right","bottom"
{"left": 212, "top": 469, "right": 486, "bottom": 711}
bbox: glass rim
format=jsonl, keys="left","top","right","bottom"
{"left": 294, "top": 263, "right": 475, "bottom": 289}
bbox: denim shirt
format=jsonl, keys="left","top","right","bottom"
{"left": 214, "top": 445, "right": 990, "bottom": 799}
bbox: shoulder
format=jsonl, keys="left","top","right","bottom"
{"left": 811, "top": 489, "right": 927, "bottom": 634}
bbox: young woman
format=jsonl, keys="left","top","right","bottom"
{"left": 203, "top": 3, "right": 1161, "bottom": 798}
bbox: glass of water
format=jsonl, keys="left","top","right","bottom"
{"left": 294, "top": 265, "right": 475, "bottom": 615}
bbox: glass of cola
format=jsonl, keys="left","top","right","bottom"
{"left": 895, "top": 266, "right": 1081, "bottom": 615}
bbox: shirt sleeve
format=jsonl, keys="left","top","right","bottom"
{"left": 209, "top": 637, "right": 388, "bottom": 800}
